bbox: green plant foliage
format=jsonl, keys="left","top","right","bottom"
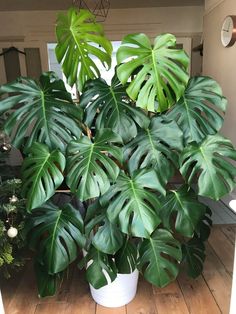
{"left": 114, "top": 239, "right": 137, "bottom": 274}
{"left": 92, "top": 217, "right": 124, "bottom": 255}
{"left": 195, "top": 207, "right": 212, "bottom": 241}
{"left": 124, "top": 116, "right": 183, "bottom": 187}
{"left": 85, "top": 246, "right": 117, "bottom": 289}
{"left": 139, "top": 229, "right": 182, "bottom": 287}
{"left": 117, "top": 33, "right": 189, "bottom": 112}
{"left": 167, "top": 76, "right": 227, "bottom": 144}
{"left": 158, "top": 186, "right": 206, "bottom": 237}
{"left": 26, "top": 202, "right": 85, "bottom": 274}
{"left": 21, "top": 143, "right": 66, "bottom": 211}
{"left": 100, "top": 170, "right": 164, "bottom": 238}
{"left": 180, "top": 134, "right": 236, "bottom": 200}
{"left": 80, "top": 75, "right": 150, "bottom": 142}
{"left": 0, "top": 72, "right": 83, "bottom": 151}
{"left": 56, "top": 8, "right": 112, "bottom": 90}
{"left": 0, "top": 179, "right": 26, "bottom": 279}
{"left": 66, "top": 129, "right": 123, "bottom": 201}
{"left": 35, "top": 262, "right": 62, "bottom": 298}
{"left": 182, "top": 236, "right": 205, "bottom": 278}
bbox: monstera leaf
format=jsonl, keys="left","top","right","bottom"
{"left": 158, "top": 185, "right": 206, "bottom": 237}
{"left": 0, "top": 72, "right": 82, "bottom": 151}
{"left": 21, "top": 143, "right": 66, "bottom": 211}
{"left": 26, "top": 202, "right": 85, "bottom": 274}
{"left": 92, "top": 217, "right": 124, "bottom": 254}
{"left": 167, "top": 76, "right": 227, "bottom": 143}
{"left": 114, "top": 239, "right": 138, "bottom": 274}
{"left": 85, "top": 246, "right": 117, "bottom": 289}
{"left": 80, "top": 75, "right": 150, "bottom": 142}
{"left": 66, "top": 129, "right": 123, "bottom": 201}
{"left": 180, "top": 134, "right": 236, "bottom": 200}
{"left": 182, "top": 236, "right": 206, "bottom": 278}
{"left": 139, "top": 229, "right": 182, "bottom": 287}
{"left": 100, "top": 170, "right": 164, "bottom": 238}
{"left": 117, "top": 33, "right": 189, "bottom": 112}
{"left": 124, "top": 116, "right": 183, "bottom": 187}
{"left": 56, "top": 8, "right": 112, "bottom": 90}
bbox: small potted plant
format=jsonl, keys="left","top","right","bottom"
{"left": 0, "top": 7, "right": 236, "bottom": 307}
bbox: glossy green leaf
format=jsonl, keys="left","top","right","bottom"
{"left": 124, "top": 116, "right": 183, "bottom": 186}
{"left": 117, "top": 33, "right": 189, "bottom": 112}
{"left": 66, "top": 129, "right": 123, "bottom": 201}
{"left": 21, "top": 143, "right": 65, "bottom": 211}
{"left": 80, "top": 74, "right": 150, "bottom": 142}
{"left": 26, "top": 202, "right": 85, "bottom": 274}
{"left": 56, "top": 8, "right": 112, "bottom": 90}
{"left": 139, "top": 229, "right": 182, "bottom": 287}
{"left": 100, "top": 170, "right": 163, "bottom": 238}
{"left": 167, "top": 76, "right": 227, "bottom": 143}
{"left": 158, "top": 186, "right": 206, "bottom": 237}
{"left": 180, "top": 134, "right": 236, "bottom": 200}
{"left": 85, "top": 246, "right": 117, "bottom": 289}
{"left": 92, "top": 217, "right": 124, "bottom": 255}
{"left": 114, "top": 239, "right": 137, "bottom": 274}
{"left": 0, "top": 72, "right": 82, "bottom": 151}
{"left": 182, "top": 237, "right": 205, "bottom": 278}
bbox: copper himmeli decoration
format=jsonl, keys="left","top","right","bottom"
{"left": 73, "top": 0, "right": 110, "bottom": 21}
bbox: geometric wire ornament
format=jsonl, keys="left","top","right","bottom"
{"left": 72, "top": 0, "right": 110, "bottom": 22}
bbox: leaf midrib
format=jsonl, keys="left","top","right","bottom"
{"left": 29, "top": 153, "right": 51, "bottom": 208}
{"left": 40, "top": 90, "right": 52, "bottom": 148}
{"left": 49, "top": 209, "right": 62, "bottom": 271}
{"left": 70, "top": 26, "right": 92, "bottom": 77}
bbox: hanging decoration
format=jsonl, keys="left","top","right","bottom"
{"left": 72, "top": 0, "right": 110, "bottom": 21}
{"left": 0, "top": 179, "right": 27, "bottom": 278}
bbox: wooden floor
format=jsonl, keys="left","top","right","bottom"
{"left": 1, "top": 225, "right": 235, "bottom": 314}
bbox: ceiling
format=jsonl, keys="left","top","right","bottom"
{"left": 0, "top": 0, "right": 204, "bottom": 11}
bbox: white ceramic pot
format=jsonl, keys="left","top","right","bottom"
{"left": 89, "top": 269, "right": 139, "bottom": 308}
{"left": 0, "top": 290, "right": 5, "bottom": 314}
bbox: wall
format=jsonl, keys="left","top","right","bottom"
{"left": 0, "top": 6, "right": 203, "bottom": 80}
{"left": 203, "top": 0, "right": 236, "bottom": 146}
{"left": 0, "top": 6, "right": 203, "bottom": 42}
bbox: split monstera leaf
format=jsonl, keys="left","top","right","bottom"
{"left": 0, "top": 6, "right": 236, "bottom": 298}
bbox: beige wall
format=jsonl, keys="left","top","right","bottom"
{"left": 0, "top": 6, "right": 203, "bottom": 42}
{"left": 203, "top": 0, "right": 236, "bottom": 145}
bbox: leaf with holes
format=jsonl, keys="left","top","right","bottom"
{"left": 124, "top": 116, "right": 183, "bottom": 187}
{"left": 180, "top": 134, "right": 236, "bottom": 200}
{"left": 139, "top": 229, "right": 182, "bottom": 287}
{"left": 92, "top": 217, "right": 124, "bottom": 255}
{"left": 66, "top": 129, "right": 123, "bottom": 201}
{"left": 56, "top": 8, "right": 112, "bottom": 90}
{"left": 195, "top": 207, "right": 212, "bottom": 241}
{"left": 114, "top": 239, "right": 138, "bottom": 274}
{"left": 158, "top": 185, "right": 206, "bottom": 237}
{"left": 85, "top": 246, "right": 117, "bottom": 289}
{"left": 182, "top": 237, "right": 206, "bottom": 278}
{"left": 21, "top": 143, "right": 65, "bottom": 211}
{"left": 167, "top": 76, "right": 227, "bottom": 143}
{"left": 117, "top": 33, "right": 189, "bottom": 112}
{"left": 100, "top": 169, "right": 164, "bottom": 238}
{"left": 0, "top": 72, "right": 83, "bottom": 151}
{"left": 80, "top": 74, "right": 150, "bottom": 142}
{"left": 26, "top": 202, "right": 85, "bottom": 274}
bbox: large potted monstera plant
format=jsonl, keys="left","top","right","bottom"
{"left": 0, "top": 7, "right": 236, "bottom": 307}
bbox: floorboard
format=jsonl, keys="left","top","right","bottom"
{"left": 1, "top": 225, "right": 235, "bottom": 314}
